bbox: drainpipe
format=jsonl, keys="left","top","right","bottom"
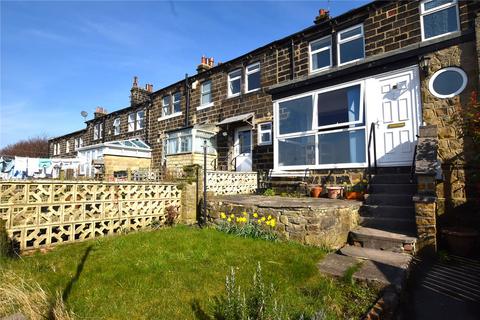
{"left": 185, "top": 73, "right": 190, "bottom": 127}
{"left": 290, "top": 39, "right": 295, "bottom": 80}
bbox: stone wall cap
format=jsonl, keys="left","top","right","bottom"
{"left": 412, "top": 195, "right": 437, "bottom": 203}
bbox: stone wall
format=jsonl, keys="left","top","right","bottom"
{"left": 103, "top": 155, "right": 151, "bottom": 177}
{"left": 421, "top": 41, "right": 480, "bottom": 226}
{"left": 206, "top": 196, "right": 360, "bottom": 249}
{"left": 166, "top": 153, "right": 216, "bottom": 174}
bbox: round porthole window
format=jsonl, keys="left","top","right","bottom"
{"left": 428, "top": 67, "right": 467, "bottom": 99}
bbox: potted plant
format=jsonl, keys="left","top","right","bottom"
{"left": 310, "top": 185, "right": 323, "bottom": 198}
{"left": 345, "top": 179, "right": 368, "bottom": 200}
{"left": 326, "top": 185, "right": 343, "bottom": 199}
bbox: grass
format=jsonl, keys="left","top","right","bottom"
{"left": 0, "top": 226, "right": 378, "bottom": 319}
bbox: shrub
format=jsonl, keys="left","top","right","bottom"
{"left": 0, "top": 219, "right": 9, "bottom": 258}
{"left": 165, "top": 205, "right": 180, "bottom": 226}
{"left": 212, "top": 263, "right": 289, "bottom": 320}
{"left": 217, "top": 212, "right": 278, "bottom": 241}
{"left": 263, "top": 188, "right": 275, "bottom": 196}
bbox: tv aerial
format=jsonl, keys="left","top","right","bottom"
{"left": 80, "top": 111, "right": 88, "bottom": 121}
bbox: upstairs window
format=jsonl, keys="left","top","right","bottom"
{"left": 93, "top": 123, "right": 103, "bottom": 140}
{"left": 420, "top": 0, "right": 459, "bottom": 41}
{"left": 200, "top": 80, "right": 212, "bottom": 107}
{"left": 66, "top": 141, "right": 70, "bottom": 153}
{"left": 162, "top": 96, "right": 170, "bottom": 117}
{"left": 173, "top": 92, "right": 182, "bottom": 113}
{"left": 310, "top": 36, "right": 332, "bottom": 73}
{"left": 246, "top": 63, "right": 261, "bottom": 92}
{"left": 136, "top": 110, "right": 145, "bottom": 130}
{"left": 113, "top": 117, "right": 121, "bottom": 135}
{"left": 128, "top": 113, "right": 135, "bottom": 132}
{"left": 228, "top": 69, "right": 241, "bottom": 97}
{"left": 337, "top": 24, "right": 364, "bottom": 66}
{"left": 74, "top": 137, "right": 83, "bottom": 150}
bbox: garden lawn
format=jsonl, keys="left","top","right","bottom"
{"left": 0, "top": 226, "right": 378, "bottom": 319}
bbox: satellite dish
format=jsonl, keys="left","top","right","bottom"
{"left": 80, "top": 111, "right": 88, "bottom": 121}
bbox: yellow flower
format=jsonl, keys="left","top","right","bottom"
{"left": 227, "top": 218, "right": 231, "bottom": 222}
{"left": 253, "top": 213, "right": 258, "bottom": 218}
{"left": 236, "top": 217, "right": 241, "bottom": 222}
{"left": 257, "top": 220, "right": 262, "bottom": 225}
{"left": 242, "top": 211, "right": 247, "bottom": 216}
{"left": 220, "top": 212, "right": 226, "bottom": 219}
{"left": 266, "top": 220, "right": 271, "bottom": 226}
{"left": 362, "top": 179, "right": 368, "bottom": 183}
{"left": 230, "top": 214, "right": 235, "bottom": 219}
{"left": 267, "top": 215, "right": 272, "bottom": 220}
{"left": 270, "top": 219, "right": 276, "bottom": 227}
{"left": 261, "top": 217, "right": 266, "bottom": 222}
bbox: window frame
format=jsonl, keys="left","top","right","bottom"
{"left": 228, "top": 69, "right": 242, "bottom": 97}
{"left": 172, "top": 92, "right": 182, "bottom": 114}
{"left": 113, "top": 117, "right": 121, "bottom": 135}
{"left": 128, "top": 113, "right": 135, "bottom": 132}
{"left": 428, "top": 66, "right": 467, "bottom": 98}
{"left": 273, "top": 79, "right": 367, "bottom": 171}
{"left": 245, "top": 62, "right": 261, "bottom": 93}
{"left": 136, "top": 110, "right": 145, "bottom": 130}
{"left": 257, "top": 122, "right": 272, "bottom": 146}
{"left": 66, "top": 140, "right": 70, "bottom": 153}
{"left": 199, "top": 80, "right": 213, "bottom": 109}
{"left": 162, "top": 96, "right": 171, "bottom": 117}
{"left": 309, "top": 35, "right": 332, "bottom": 74}
{"left": 420, "top": 0, "right": 460, "bottom": 41}
{"left": 337, "top": 24, "right": 365, "bottom": 67}
{"left": 93, "top": 123, "right": 103, "bottom": 140}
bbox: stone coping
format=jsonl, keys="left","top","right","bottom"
{"left": 209, "top": 195, "right": 362, "bottom": 210}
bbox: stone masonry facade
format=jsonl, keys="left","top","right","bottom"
{"left": 49, "top": 1, "right": 480, "bottom": 225}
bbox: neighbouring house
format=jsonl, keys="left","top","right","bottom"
{"left": 49, "top": 1, "right": 480, "bottom": 249}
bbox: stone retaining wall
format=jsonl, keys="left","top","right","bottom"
{"left": 206, "top": 195, "right": 360, "bottom": 249}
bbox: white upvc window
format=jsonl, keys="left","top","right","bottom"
{"left": 337, "top": 24, "right": 365, "bottom": 66}
{"left": 228, "top": 69, "right": 242, "bottom": 97}
{"left": 128, "top": 113, "right": 135, "bottom": 132}
{"left": 66, "top": 141, "right": 70, "bottom": 153}
{"left": 200, "top": 80, "right": 213, "bottom": 108}
{"left": 53, "top": 143, "right": 58, "bottom": 155}
{"left": 113, "top": 117, "right": 121, "bottom": 135}
{"left": 93, "top": 123, "right": 103, "bottom": 140}
{"left": 162, "top": 95, "right": 171, "bottom": 116}
{"left": 258, "top": 122, "right": 272, "bottom": 145}
{"left": 74, "top": 138, "right": 79, "bottom": 150}
{"left": 165, "top": 128, "right": 216, "bottom": 155}
{"left": 136, "top": 110, "right": 145, "bottom": 130}
{"left": 79, "top": 137, "right": 83, "bottom": 148}
{"left": 246, "top": 62, "right": 261, "bottom": 93}
{"left": 309, "top": 36, "right": 332, "bottom": 73}
{"left": 173, "top": 92, "right": 182, "bottom": 113}
{"left": 420, "top": 0, "right": 459, "bottom": 41}
{"left": 274, "top": 80, "right": 366, "bottom": 171}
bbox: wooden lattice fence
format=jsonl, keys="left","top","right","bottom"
{"left": 0, "top": 181, "right": 181, "bottom": 251}
{"left": 206, "top": 171, "right": 258, "bottom": 195}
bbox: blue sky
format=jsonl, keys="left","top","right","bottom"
{"left": 0, "top": 0, "right": 368, "bottom": 148}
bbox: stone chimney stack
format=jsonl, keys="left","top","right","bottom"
{"left": 197, "top": 55, "right": 214, "bottom": 73}
{"left": 94, "top": 107, "right": 108, "bottom": 118}
{"left": 314, "top": 9, "right": 330, "bottom": 24}
{"left": 130, "top": 76, "right": 152, "bottom": 106}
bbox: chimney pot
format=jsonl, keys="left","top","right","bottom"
{"left": 133, "top": 76, "right": 138, "bottom": 88}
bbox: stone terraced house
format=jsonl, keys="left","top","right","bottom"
{"left": 49, "top": 0, "right": 480, "bottom": 234}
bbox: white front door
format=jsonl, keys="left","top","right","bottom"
{"left": 368, "top": 67, "right": 421, "bottom": 166}
{"left": 234, "top": 126, "right": 252, "bottom": 171}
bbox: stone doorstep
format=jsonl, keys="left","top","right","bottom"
{"left": 351, "top": 227, "right": 417, "bottom": 243}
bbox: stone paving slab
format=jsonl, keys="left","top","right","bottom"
{"left": 340, "top": 245, "right": 413, "bottom": 268}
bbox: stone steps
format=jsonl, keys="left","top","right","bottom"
{"left": 359, "top": 216, "right": 417, "bottom": 233}
{"left": 369, "top": 183, "right": 416, "bottom": 195}
{"left": 349, "top": 226, "right": 416, "bottom": 253}
{"left": 370, "top": 173, "right": 412, "bottom": 185}
{"left": 318, "top": 245, "right": 413, "bottom": 290}
{"left": 364, "top": 193, "right": 413, "bottom": 206}
{"left": 359, "top": 204, "right": 414, "bottom": 219}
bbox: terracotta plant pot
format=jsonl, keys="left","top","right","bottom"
{"left": 346, "top": 191, "right": 364, "bottom": 201}
{"left": 310, "top": 186, "right": 323, "bottom": 198}
{"left": 327, "top": 186, "right": 343, "bottom": 199}
{"left": 442, "top": 227, "right": 479, "bottom": 257}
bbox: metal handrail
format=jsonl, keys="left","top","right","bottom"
{"left": 410, "top": 135, "right": 419, "bottom": 183}
{"left": 367, "top": 122, "right": 377, "bottom": 181}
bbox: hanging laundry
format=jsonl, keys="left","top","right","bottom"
{"left": 27, "top": 158, "right": 40, "bottom": 177}
{"left": 13, "top": 156, "right": 27, "bottom": 179}
{"left": 38, "top": 159, "right": 53, "bottom": 175}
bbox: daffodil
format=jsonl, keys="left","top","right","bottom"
{"left": 230, "top": 214, "right": 235, "bottom": 219}
{"left": 220, "top": 212, "right": 226, "bottom": 219}
{"left": 267, "top": 215, "right": 272, "bottom": 220}
{"left": 270, "top": 219, "right": 276, "bottom": 227}
{"left": 261, "top": 217, "right": 266, "bottom": 222}
{"left": 266, "top": 220, "right": 271, "bottom": 226}
{"left": 227, "top": 218, "right": 231, "bottom": 222}
{"left": 242, "top": 211, "right": 247, "bottom": 216}
{"left": 257, "top": 220, "right": 262, "bottom": 225}
{"left": 253, "top": 213, "right": 258, "bottom": 218}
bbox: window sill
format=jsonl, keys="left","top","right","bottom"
{"left": 158, "top": 112, "right": 182, "bottom": 121}
{"left": 258, "top": 142, "right": 272, "bottom": 146}
{"left": 197, "top": 102, "right": 214, "bottom": 110}
{"left": 421, "top": 30, "right": 460, "bottom": 43}
{"left": 309, "top": 66, "right": 332, "bottom": 75}
{"left": 245, "top": 88, "right": 261, "bottom": 94}
{"left": 338, "top": 57, "right": 365, "bottom": 67}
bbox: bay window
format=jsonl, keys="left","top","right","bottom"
{"left": 420, "top": 0, "right": 459, "bottom": 41}
{"left": 337, "top": 24, "right": 364, "bottom": 66}
{"left": 166, "top": 128, "right": 216, "bottom": 155}
{"left": 275, "top": 81, "right": 366, "bottom": 170}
